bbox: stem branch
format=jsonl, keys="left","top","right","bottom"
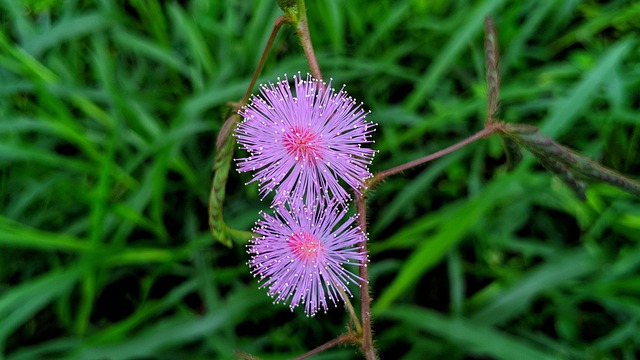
{"left": 368, "top": 124, "right": 503, "bottom": 189}
{"left": 292, "top": 333, "right": 358, "bottom": 360}
{"left": 216, "top": 15, "right": 289, "bottom": 150}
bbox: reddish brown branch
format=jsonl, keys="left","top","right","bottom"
{"left": 216, "top": 16, "right": 289, "bottom": 150}
{"left": 355, "top": 193, "right": 377, "bottom": 360}
{"left": 291, "top": 333, "right": 358, "bottom": 360}
{"left": 368, "top": 124, "right": 503, "bottom": 189}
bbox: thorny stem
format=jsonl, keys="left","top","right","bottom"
{"left": 215, "top": 15, "right": 289, "bottom": 150}
{"left": 367, "top": 123, "right": 504, "bottom": 189}
{"left": 292, "top": 333, "right": 358, "bottom": 360}
{"left": 295, "top": 1, "right": 373, "bottom": 357}
{"left": 296, "top": 0, "right": 323, "bottom": 81}
{"left": 351, "top": 123, "right": 504, "bottom": 358}
{"left": 356, "top": 193, "right": 377, "bottom": 360}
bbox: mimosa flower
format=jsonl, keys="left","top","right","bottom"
{"left": 247, "top": 200, "right": 366, "bottom": 316}
{"left": 235, "top": 73, "right": 376, "bottom": 205}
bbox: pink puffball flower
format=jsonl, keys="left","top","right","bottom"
{"left": 235, "top": 73, "right": 376, "bottom": 206}
{"left": 247, "top": 200, "right": 367, "bottom": 316}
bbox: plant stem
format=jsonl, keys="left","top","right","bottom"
{"left": 292, "top": 333, "right": 358, "bottom": 360}
{"left": 295, "top": 0, "right": 323, "bottom": 81}
{"left": 209, "top": 16, "right": 288, "bottom": 245}
{"left": 355, "top": 193, "right": 377, "bottom": 360}
{"left": 215, "top": 15, "right": 289, "bottom": 150}
{"left": 368, "top": 124, "right": 503, "bottom": 189}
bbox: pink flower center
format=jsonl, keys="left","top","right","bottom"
{"left": 287, "top": 232, "right": 325, "bottom": 265}
{"left": 282, "top": 126, "right": 323, "bottom": 164}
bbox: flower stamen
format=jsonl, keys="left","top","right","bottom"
{"left": 282, "top": 126, "right": 323, "bottom": 165}
{"left": 287, "top": 232, "right": 325, "bottom": 264}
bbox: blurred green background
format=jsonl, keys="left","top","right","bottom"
{"left": 1, "top": 0, "right": 640, "bottom": 359}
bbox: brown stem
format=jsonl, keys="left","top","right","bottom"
{"left": 241, "top": 15, "right": 289, "bottom": 106}
{"left": 291, "top": 333, "right": 358, "bottom": 360}
{"left": 216, "top": 15, "right": 289, "bottom": 150}
{"left": 368, "top": 124, "right": 503, "bottom": 189}
{"left": 356, "top": 193, "right": 377, "bottom": 360}
{"left": 295, "top": 0, "right": 323, "bottom": 81}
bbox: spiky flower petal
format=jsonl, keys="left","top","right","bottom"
{"left": 247, "top": 200, "right": 366, "bottom": 316}
{"left": 235, "top": 73, "right": 376, "bottom": 206}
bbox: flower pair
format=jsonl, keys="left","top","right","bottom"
{"left": 235, "top": 73, "right": 376, "bottom": 315}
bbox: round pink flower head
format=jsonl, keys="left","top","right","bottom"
{"left": 247, "top": 200, "right": 367, "bottom": 316}
{"left": 235, "top": 73, "right": 376, "bottom": 206}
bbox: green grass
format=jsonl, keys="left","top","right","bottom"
{"left": 1, "top": 0, "right": 640, "bottom": 359}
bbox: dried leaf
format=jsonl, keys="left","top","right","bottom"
{"left": 499, "top": 135, "right": 523, "bottom": 171}
{"left": 503, "top": 123, "right": 640, "bottom": 199}
{"left": 484, "top": 16, "right": 500, "bottom": 123}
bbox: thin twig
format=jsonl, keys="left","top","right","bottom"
{"left": 216, "top": 15, "right": 289, "bottom": 150}
{"left": 291, "top": 333, "right": 358, "bottom": 360}
{"left": 368, "top": 124, "right": 503, "bottom": 189}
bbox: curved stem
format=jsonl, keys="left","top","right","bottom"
{"left": 291, "top": 333, "right": 358, "bottom": 360}
{"left": 216, "top": 15, "right": 289, "bottom": 150}
{"left": 241, "top": 15, "right": 289, "bottom": 106}
{"left": 355, "top": 193, "right": 377, "bottom": 360}
{"left": 368, "top": 124, "right": 503, "bottom": 190}
{"left": 209, "top": 16, "right": 289, "bottom": 245}
{"left": 296, "top": 0, "right": 323, "bottom": 81}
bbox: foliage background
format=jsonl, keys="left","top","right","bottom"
{"left": 1, "top": 0, "right": 639, "bottom": 359}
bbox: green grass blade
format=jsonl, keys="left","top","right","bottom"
{"left": 471, "top": 248, "right": 603, "bottom": 326}
{"left": 0, "top": 268, "right": 81, "bottom": 344}
{"left": 22, "top": 12, "right": 110, "bottom": 57}
{"left": 373, "top": 168, "right": 526, "bottom": 312}
{"left": 380, "top": 305, "right": 554, "bottom": 360}
{"left": 405, "top": 0, "right": 506, "bottom": 111}
{"left": 0, "top": 216, "right": 88, "bottom": 252}
{"left": 73, "top": 287, "right": 262, "bottom": 360}
{"left": 539, "top": 37, "right": 634, "bottom": 138}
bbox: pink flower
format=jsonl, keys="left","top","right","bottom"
{"left": 235, "top": 73, "right": 376, "bottom": 206}
{"left": 247, "top": 200, "right": 366, "bottom": 316}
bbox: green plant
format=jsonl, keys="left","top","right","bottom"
{"left": 1, "top": 1, "right": 639, "bottom": 359}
